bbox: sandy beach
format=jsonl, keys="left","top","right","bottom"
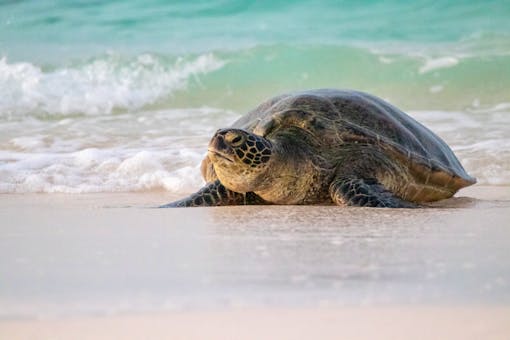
{"left": 2, "top": 307, "right": 510, "bottom": 340}
{"left": 2, "top": 1, "right": 510, "bottom": 339}
{"left": 1, "top": 185, "right": 509, "bottom": 339}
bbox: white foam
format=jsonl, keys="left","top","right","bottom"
{"left": 0, "top": 106, "right": 508, "bottom": 193}
{"left": 468, "top": 102, "right": 510, "bottom": 113}
{"left": 10, "top": 136, "right": 46, "bottom": 150}
{"left": 0, "top": 147, "right": 205, "bottom": 194}
{"left": 0, "top": 53, "right": 225, "bottom": 117}
{"left": 0, "top": 103, "right": 242, "bottom": 194}
{"left": 419, "top": 57, "right": 459, "bottom": 74}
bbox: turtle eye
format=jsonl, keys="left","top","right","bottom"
{"left": 225, "top": 132, "right": 245, "bottom": 146}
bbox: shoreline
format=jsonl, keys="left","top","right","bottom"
{"left": 0, "top": 184, "right": 507, "bottom": 206}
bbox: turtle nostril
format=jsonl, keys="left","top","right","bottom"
{"left": 209, "top": 133, "right": 228, "bottom": 151}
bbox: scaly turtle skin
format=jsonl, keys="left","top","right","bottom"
{"left": 161, "top": 89, "right": 476, "bottom": 208}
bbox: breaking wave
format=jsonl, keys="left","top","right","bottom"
{"left": 0, "top": 53, "right": 225, "bottom": 117}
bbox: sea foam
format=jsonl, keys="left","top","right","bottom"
{"left": 419, "top": 57, "right": 459, "bottom": 74}
{"left": 1, "top": 106, "right": 509, "bottom": 194}
{"left": 0, "top": 53, "right": 225, "bottom": 117}
{"left": 0, "top": 147, "right": 205, "bottom": 194}
{"left": 0, "top": 106, "right": 238, "bottom": 194}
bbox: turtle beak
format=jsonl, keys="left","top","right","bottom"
{"left": 208, "top": 131, "right": 235, "bottom": 163}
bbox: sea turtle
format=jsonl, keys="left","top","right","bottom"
{"left": 161, "top": 89, "right": 475, "bottom": 208}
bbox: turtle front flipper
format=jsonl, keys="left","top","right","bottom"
{"left": 329, "top": 177, "right": 417, "bottom": 208}
{"left": 160, "top": 180, "right": 266, "bottom": 208}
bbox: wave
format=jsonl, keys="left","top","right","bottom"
{"left": 0, "top": 53, "right": 225, "bottom": 117}
{"left": 185, "top": 44, "right": 510, "bottom": 112}
{"left": 2, "top": 44, "right": 510, "bottom": 118}
{"left": 1, "top": 45, "right": 509, "bottom": 193}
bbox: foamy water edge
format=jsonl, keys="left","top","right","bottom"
{"left": 1, "top": 107, "right": 509, "bottom": 193}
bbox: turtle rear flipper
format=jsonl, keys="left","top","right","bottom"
{"left": 160, "top": 180, "right": 265, "bottom": 207}
{"left": 329, "top": 177, "right": 417, "bottom": 208}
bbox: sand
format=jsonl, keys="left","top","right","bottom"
{"left": 2, "top": 307, "right": 510, "bottom": 340}
{"left": 0, "top": 185, "right": 509, "bottom": 339}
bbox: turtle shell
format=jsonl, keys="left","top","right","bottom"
{"left": 227, "top": 89, "right": 475, "bottom": 202}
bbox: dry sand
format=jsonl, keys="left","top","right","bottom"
{"left": 0, "top": 185, "right": 509, "bottom": 339}
{"left": 2, "top": 306, "right": 510, "bottom": 340}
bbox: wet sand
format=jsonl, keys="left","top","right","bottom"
{"left": 0, "top": 186, "right": 509, "bottom": 339}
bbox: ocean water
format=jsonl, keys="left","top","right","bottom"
{"left": 0, "top": 0, "right": 509, "bottom": 193}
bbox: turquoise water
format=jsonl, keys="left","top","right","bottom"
{"left": 2, "top": 0, "right": 510, "bottom": 109}
{"left": 0, "top": 0, "right": 509, "bottom": 192}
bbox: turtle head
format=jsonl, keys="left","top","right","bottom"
{"left": 207, "top": 128, "right": 273, "bottom": 192}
